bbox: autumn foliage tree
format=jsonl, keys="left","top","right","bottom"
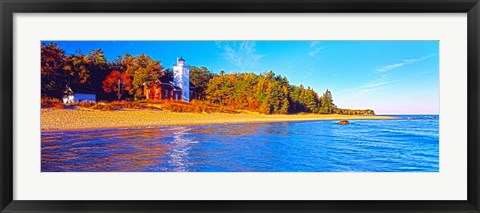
{"left": 102, "top": 70, "right": 132, "bottom": 100}
{"left": 205, "top": 71, "right": 325, "bottom": 114}
{"left": 206, "top": 72, "right": 236, "bottom": 105}
{"left": 41, "top": 42, "right": 67, "bottom": 98}
{"left": 122, "top": 54, "right": 162, "bottom": 99}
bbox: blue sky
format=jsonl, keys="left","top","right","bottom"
{"left": 44, "top": 40, "right": 439, "bottom": 114}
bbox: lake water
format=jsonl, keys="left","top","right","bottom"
{"left": 41, "top": 115, "right": 439, "bottom": 172}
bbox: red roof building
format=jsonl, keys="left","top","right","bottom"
{"left": 143, "top": 80, "right": 182, "bottom": 101}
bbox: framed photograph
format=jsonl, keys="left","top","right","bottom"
{"left": 1, "top": 0, "right": 479, "bottom": 212}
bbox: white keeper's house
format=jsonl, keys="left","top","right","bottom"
{"left": 62, "top": 85, "right": 97, "bottom": 104}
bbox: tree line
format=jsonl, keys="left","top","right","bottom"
{"left": 41, "top": 42, "right": 374, "bottom": 115}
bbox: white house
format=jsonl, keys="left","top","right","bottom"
{"left": 173, "top": 57, "right": 190, "bottom": 102}
{"left": 63, "top": 85, "right": 97, "bottom": 104}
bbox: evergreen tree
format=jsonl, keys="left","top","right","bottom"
{"left": 189, "top": 66, "right": 216, "bottom": 100}
{"left": 320, "top": 89, "right": 336, "bottom": 113}
{"left": 87, "top": 49, "right": 109, "bottom": 100}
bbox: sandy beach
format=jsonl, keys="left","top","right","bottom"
{"left": 41, "top": 108, "right": 395, "bottom": 131}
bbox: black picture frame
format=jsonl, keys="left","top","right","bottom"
{"left": 1, "top": 0, "right": 479, "bottom": 212}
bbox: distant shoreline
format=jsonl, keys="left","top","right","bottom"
{"left": 41, "top": 109, "right": 396, "bottom": 132}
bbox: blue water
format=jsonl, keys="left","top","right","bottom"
{"left": 41, "top": 115, "right": 439, "bottom": 172}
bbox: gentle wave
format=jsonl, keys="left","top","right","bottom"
{"left": 42, "top": 115, "right": 439, "bottom": 172}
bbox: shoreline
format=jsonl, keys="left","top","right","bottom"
{"left": 41, "top": 109, "right": 396, "bottom": 132}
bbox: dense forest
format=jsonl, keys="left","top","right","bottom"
{"left": 41, "top": 42, "right": 374, "bottom": 115}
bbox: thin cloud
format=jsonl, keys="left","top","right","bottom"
{"left": 376, "top": 54, "right": 436, "bottom": 72}
{"left": 310, "top": 41, "right": 320, "bottom": 48}
{"left": 355, "top": 80, "right": 394, "bottom": 95}
{"left": 216, "top": 41, "right": 264, "bottom": 71}
{"left": 308, "top": 47, "right": 324, "bottom": 57}
{"left": 342, "top": 70, "right": 398, "bottom": 97}
{"left": 343, "top": 77, "right": 396, "bottom": 96}
{"left": 308, "top": 41, "right": 324, "bottom": 57}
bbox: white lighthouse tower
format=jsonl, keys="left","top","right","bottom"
{"left": 173, "top": 57, "right": 190, "bottom": 102}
